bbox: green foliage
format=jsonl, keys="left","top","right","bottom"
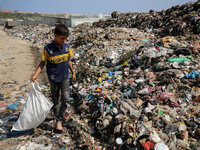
{"left": 0, "top": 12, "right": 41, "bottom": 20}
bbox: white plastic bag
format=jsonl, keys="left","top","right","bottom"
{"left": 154, "top": 142, "right": 169, "bottom": 150}
{"left": 12, "top": 81, "right": 53, "bottom": 131}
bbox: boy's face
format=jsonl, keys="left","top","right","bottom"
{"left": 54, "top": 34, "right": 67, "bottom": 46}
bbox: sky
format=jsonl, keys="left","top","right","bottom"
{"left": 0, "top": 0, "right": 195, "bottom": 14}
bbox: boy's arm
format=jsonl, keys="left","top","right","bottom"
{"left": 68, "top": 59, "right": 76, "bottom": 81}
{"left": 30, "top": 61, "right": 45, "bottom": 82}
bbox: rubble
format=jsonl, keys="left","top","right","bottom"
{"left": 6, "top": 24, "right": 54, "bottom": 50}
{"left": 1, "top": 1, "right": 200, "bottom": 150}
{"left": 93, "top": 1, "right": 200, "bottom": 36}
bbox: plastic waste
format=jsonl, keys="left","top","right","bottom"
{"left": 170, "top": 39, "right": 181, "bottom": 47}
{"left": 185, "top": 70, "right": 199, "bottom": 79}
{"left": 138, "top": 88, "right": 150, "bottom": 95}
{"left": 16, "top": 141, "right": 52, "bottom": 150}
{"left": 6, "top": 103, "right": 18, "bottom": 110}
{"left": 0, "top": 115, "right": 18, "bottom": 126}
{"left": 142, "top": 141, "right": 154, "bottom": 150}
{"left": 168, "top": 58, "right": 190, "bottom": 62}
{"left": 0, "top": 103, "right": 9, "bottom": 107}
{"left": 154, "top": 142, "right": 169, "bottom": 150}
{"left": 150, "top": 131, "right": 162, "bottom": 143}
{"left": 165, "top": 124, "right": 178, "bottom": 135}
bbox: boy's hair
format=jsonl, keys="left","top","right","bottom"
{"left": 54, "top": 24, "right": 69, "bottom": 37}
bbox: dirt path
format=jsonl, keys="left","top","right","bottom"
{"left": 0, "top": 26, "right": 35, "bottom": 94}
{"left": 0, "top": 26, "right": 48, "bottom": 96}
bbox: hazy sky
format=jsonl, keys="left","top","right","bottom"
{"left": 0, "top": 0, "right": 195, "bottom": 14}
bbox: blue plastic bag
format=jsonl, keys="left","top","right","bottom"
{"left": 185, "top": 70, "right": 199, "bottom": 79}
{"left": 6, "top": 103, "right": 17, "bottom": 110}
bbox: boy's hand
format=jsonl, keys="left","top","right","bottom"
{"left": 72, "top": 73, "right": 76, "bottom": 82}
{"left": 30, "top": 75, "right": 37, "bottom": 82}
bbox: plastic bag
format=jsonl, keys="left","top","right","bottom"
{"left": 150, "top": 131, "right": 162, "bottom": 143}
{"left": 142, "top": 141, "right": 154, "bottom": 150}
{"left": 168, "top": 57, "right": 190, "bottom": 62}
{"left": 185, "top": 70, "right": 199, "bottom": 79}
{"left": 154, "top": 142, "right": 169, "bottom": 150}
{"left": 6, "top": 103, "right": 18, "bottom": 110}
{"left": 11, "top": 81, "right": 53, "bottom": 131}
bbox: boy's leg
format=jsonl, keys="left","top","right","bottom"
{"left": 50, "top": 81, "right": 60, "bottom": 120}
{"left": 57, "top": 79, "right": 70, "bottom": 122}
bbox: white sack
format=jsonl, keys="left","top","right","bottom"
{"left": 12, "top": 81, "right": 53, "bottom": 131}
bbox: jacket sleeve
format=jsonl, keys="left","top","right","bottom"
{"left": 68, "top": 47, "right": 74, "bottom": 59}
{"left": 41, "top": 48, "right": 49, "bottom": 61}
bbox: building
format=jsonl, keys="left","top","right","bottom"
{"left": 41, "top": 16, "right": 102, "bottom": 27}
{"left": 1, "top": 9, "right": 13, "bottom": 13}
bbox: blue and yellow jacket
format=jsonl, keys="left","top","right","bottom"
{"left": 41, "top": 41, "right": 73, "bottom": 82}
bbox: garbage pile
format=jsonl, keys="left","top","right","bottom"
{"left": 6, "top": 24, "right": 54, "bottom": 49}
{"left": 93, "top": 1, "right": 200, "bottom": 36}
{"left": 1, "top": 1, "right": 200, "bottom": 150}
{"left": 68, "top": 33, "right": 200, "bottom": 149}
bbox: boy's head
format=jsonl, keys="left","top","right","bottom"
{"left": 54, "top": 23, "right": 69, "bottom": 36}
{"left": 54, "top": 24, "right": 69, "bottom": 46}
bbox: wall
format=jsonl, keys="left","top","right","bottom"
{"left": 36, "top": 17, "right": 100, "bottom": 27}
{"left": 41, "top": 16, "right": 71, "bottom": 27}
{"left": 0, "top": 19, "right": 41, "bottom": 26}
{"left": 0, "top": 17, "right": 101, "bottom": 27}
{"left": 23, "top": 19, "right": 41, "bottom": 26}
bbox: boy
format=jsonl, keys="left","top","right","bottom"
{"left": 30, "top": 24, "right": 76, "bottom": 131}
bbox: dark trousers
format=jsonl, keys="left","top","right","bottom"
{"left": 50, "top": 79, "right": 69, "bottom": 122}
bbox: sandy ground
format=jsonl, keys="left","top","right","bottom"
{"left": 0, "top": 26, "right": 48, "bottom": 95}
{"left": 0, "top": 26, "right": 34, "bottom": 94}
